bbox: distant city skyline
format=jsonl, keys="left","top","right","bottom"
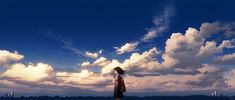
{"left": 0, "top": 0, "right": 235, "bottom": 96}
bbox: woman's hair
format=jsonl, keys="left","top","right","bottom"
{"left": 114, "top": 67, "right": 124, "bottom": 75}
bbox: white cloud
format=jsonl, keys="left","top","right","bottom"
{"left": 2, "top": 63, "right": 53, "bottom": 82}
{"left": 162, "top": 28, "right": 204, "bottom": 70}
{"left": 80, "top": 57, "right": 111, "bottom": 68}
{"left": 85, "top": 51, "right": 99, "bottom": 59}
{"left": 93, "top": 57, "right": 110, "bottom": 67}
{"left": 114, "top": 42, "right": 139, "bottom": 55}
{"left": 101, "top": 60, "right": 122, "bottom": 75}
{"left": 100, "top": 47, "right": 161, "bottom": 75}
{"left": 56, "top": 70, "right": 113, "bottom": 91}
{"left": 1, "top": 21, "right": 235, "bottom": 95}
{"left": 75, "top": 21, "right": 235, "bottom": 92}
{"left": 0, "top": 50, "right": 24, "bottom": 66}
{"left": 80, "top": 61, "right": 92, "bottom": 67}
{"left": 121, "top": 47, "right": 161, "bottom": 73}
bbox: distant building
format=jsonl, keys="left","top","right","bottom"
{"left": 5, "top": 92, "right": 8, "bottom": 97}
{"left": 5, "top": 91, "right": 14, "bottom": 97}
{"left": 10, "top": 91, "right": 14, "bottom": 97}
{"left": 211, "top": 91, "right": 217, "bottom": 96}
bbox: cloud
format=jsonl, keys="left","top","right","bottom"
{"left": 80, "top": 61, "right": 92, "bottom": 67}
{"left": 226, "top": 69, "right": 235, "bottom": 88}
{"left": 1, "top": 21, "right": 235, "bottom": 95}
{"left": 93, "top": 47, "right": 161, "bottom": 75}
{"left": 141, "top": 30, "right": 157, "bottom": 42}
{"left": 142, "top": 6, "right": 174, "bottom": 41}
{"left": 0, "top": 50, "right": 24, "bottom": 66}
{"left": 162, "top": 28, "right": 204, "bottom": 70}
{"left": 197, "top": 40, "right": 233, "bottom": 57}
{"left": 93, "top": 57, "right": 111, "bottom": 67}
{"left": 64, "top": 21, "right": 235, "bottom": 93}
{"left": 56, "top": 70, "right": 113, "bottom": 91}
{"left": 160, "top": 24, "right": 235, "bottom": 75}
{"left": 199, "top": 22, "right": 235, "bottom": 38}
{"left": 114, "top": 42, "right": 139, "bottom": 55}
{"left": 80, "top": 57, "right": 111, "bottom": 67}
{"left": 2, "top": 63, "right": 53, "bottom": 82}
{"left": 219, "top": 53, "right": 235, "bottom": 61}
{"left": 101, "top": 60, "right": 122, "bottom": 75}
{"left": 115, "top": 5, "right": 174, "bottom": 55}
{"left": 85, "top": 51, "right": 99, "bottom": 59}
{"left": 120, "top": 47, "right": 161, "bottom": 73}
{"left": 212, "top": 53, "right": 235, "bottom": 65}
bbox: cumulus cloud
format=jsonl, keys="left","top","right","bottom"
{"left": 61, "top": 21, "right": 235, "bottom": 93}
{"left": 93, "top": 57, "right": 111, "bottom": 67}
{"left": 2, "top": 63, "right": 53, "bottom": 82}
{"left": 1, "top": 21, "right": 235, "bottom": 95}
{"left": 197, "top": 40, "right": 233, "bottom": 57}
{"left": 101, "top": 60, "right": 122, "bottom": 75}
{"left": 162, "top": 28, "right": 204, "bottom": 70}
{"left": 56, "top": 70, "right": 113, "bottom": 91}
{"left": 90, "top": 47, "right": 161, "bottom": 75}
{"left": 120, "top": 47, "right": 161, "bottom": 73}
{"left": 114, "top": 42, "right": 139, "bottom": 55}
{"left": 160, "top": 24, "right": 235, "bottom": 75}
{"left": 0, "top": 50, "right": 24, "bottom": 66}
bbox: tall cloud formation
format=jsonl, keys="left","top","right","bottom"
{"left": 0, "top": 21, "right": 235, "bottom": 96}
{"left": 80, "top": 21, "right": 235, "bottom": 94}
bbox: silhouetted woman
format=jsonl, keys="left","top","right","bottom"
{"left": 113, "top": 67, "right": 126, "bottom": 100}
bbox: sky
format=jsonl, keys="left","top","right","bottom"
{"left": 0, "top": 0, "right": 235, "bottom": 96}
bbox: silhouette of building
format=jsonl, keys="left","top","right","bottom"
{"left": 5, "top": 91, "right": 14, "bottom": 97}
{"left": 211, "top": 91, "right": 217, "bottom": 96}
{"left": 10, "top": 91, "right": 14, "bottom": 97}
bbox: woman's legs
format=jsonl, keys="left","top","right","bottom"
{"left": 115, "top": 98, "right": 121, "bottom": 100}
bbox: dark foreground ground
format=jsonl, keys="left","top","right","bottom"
{"left": 0, "top": 96, "right": 235, "bottom": 100}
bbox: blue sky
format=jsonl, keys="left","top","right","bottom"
{"left": 0, "top": 0, "right": 235, "bottom": 96}
{"left": 1, "top": 0, "right": 234, "bottom": 70}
